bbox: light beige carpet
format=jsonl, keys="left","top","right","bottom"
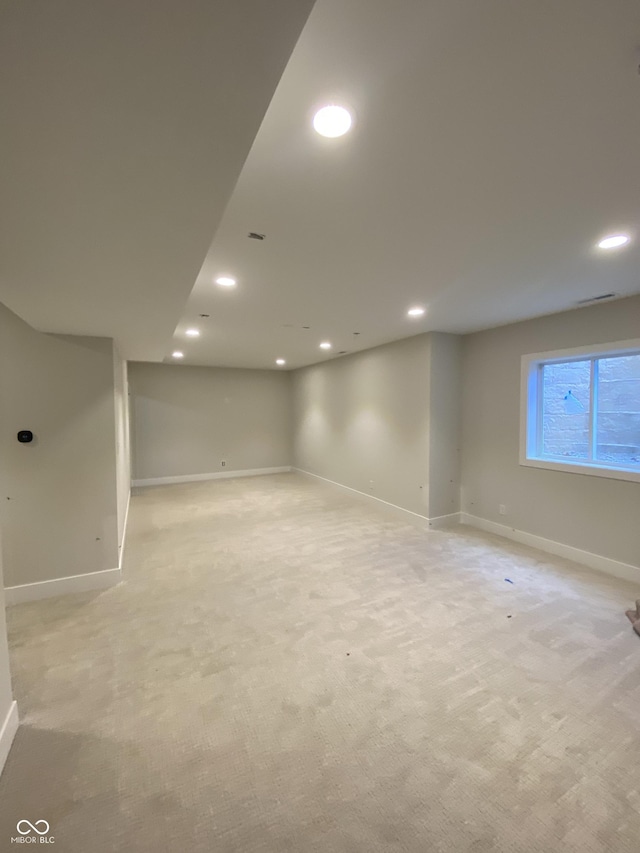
{"left": 1, "top": 472, "right": 639, "bottom": 852}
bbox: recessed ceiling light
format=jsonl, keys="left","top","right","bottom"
{"left": 407, "top": 306, "right": 425, "bottom": 317}
{"left": 172, "top": 351, "right": 184, "bottom": 359}
{"left": 215, "top": 276, "right": 236, "bottom": 287}
{"left": 313, "top": 105, "right": 352, "bottom": 138}
{"left": 185, "top": 328, "right": 200, "bottom": 337}
{"left": 276, "top": 359, "right": 286, "bottom": 366}
{"left": 597, "top": 234, "right": 630, "bottom": 250}
{"left": 319, "top": 341, "right": 332, "bottom": 350}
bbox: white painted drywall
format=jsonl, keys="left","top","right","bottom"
{"left": 292, "top": 335, "right": 433, "bottom": 516}
{"left": 0, "top": 413, "right": 14, "bottom": 765}
{"left": 113, "top": 347, "right": 131, "bottom": 559}
{"left": 461, "top": 294, "right": 640, "bottom": 568}
{"left": 0, "top": 531, "right": 14, "bottom": 739}
{"left": 129, "top": 362, "right": 292, "bottom": 481}
{"left": 0, "top": 302, "right": 120, "bottom": 586}
{"left": 428, "top": 333, "right": 462, "bottom": 519}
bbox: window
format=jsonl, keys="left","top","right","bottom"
{"left": 521, "top": 340, "right": 640, "bottom": 482}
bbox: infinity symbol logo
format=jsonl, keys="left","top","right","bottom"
{"left": 17, "top": 820, "right": 50, "bottom": 836}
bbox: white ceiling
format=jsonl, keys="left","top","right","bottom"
{"left": 2, "top": 1, "right": 639, "bottom": 370}
{"left": 174, "top": 0, "right": 640, "bottom": 369}
{"left": 0, "top": 0, "right": 314, "bottom": 361}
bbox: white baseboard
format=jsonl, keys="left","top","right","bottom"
{"left": 132, "top": 466, "right": 292, "bottom": 488}
{"left": 118, "top": 489, "right": 131, "bottom": 572}
{"left": 460, "top": 512, "right": 640, "bottom": 583}
{"left": 294, "top": 468, "right": 457, "bottom": 529}
{"left": 4, "top": 567, "right": 121, "bottom": 606}
{"left": 0, "top": 701, "right": 19, "bottom": 778}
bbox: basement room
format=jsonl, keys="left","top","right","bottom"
{"left": 1, "top": 1, "right": 639, "bottom": 851}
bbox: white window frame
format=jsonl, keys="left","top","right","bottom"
{"left": 520, "top": 338, "right": 640, "bottom": 483}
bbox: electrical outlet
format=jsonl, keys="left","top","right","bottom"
{"left": 499, "top": 504, "right": 507, "bottom": 515}
{"left": 221, "top": 460, "right": 226, "bottom": 467}
{"left": 369, "top": 479, "right": 374, "bottom": 491}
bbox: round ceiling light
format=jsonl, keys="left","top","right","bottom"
{"left": 313, "top": 105, "right": 352, "bottom": 138}
{"left": 597, "top": 234, "right": 630, "bottom": 250}
{"left": 276, "top": 359, "right": 286, "bottom": 366}
{"left": 215, "top": 276, "right": 237, "bottom": 287}
{"left": 185, "top": 328, "right": 200, "bottom": 337}
{"left": 407, "top": 307, "right": 425, "bottom": 317}
{"left": 319, "top": 341, "right": 332, "bottom": 350}
{"left": 172, "top": 351, "right": 184, "bottom": 359}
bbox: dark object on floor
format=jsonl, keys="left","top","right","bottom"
{"left": 504, "top": 578, "right": 514, "bottom": 584}
{"left": 507, "top": 615, "right": 512, "bottom": 618}
{"left": 624, "top": 601, "right": 640, "bottom": 637}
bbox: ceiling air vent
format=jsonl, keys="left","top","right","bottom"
{"left": 576, "top": 293, "right": 617, "bottom": 305}
{"left": 248, "top": 232, "right": 265, "bottom": 240}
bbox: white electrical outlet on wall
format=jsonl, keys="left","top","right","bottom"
{"left": 499, "top": 504, "right": 507, "bottom": 515}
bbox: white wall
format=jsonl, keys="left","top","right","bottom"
{"left": 293, "top": 335, "right": 436, "bottom": 516}
{"left": 428, "top": 333, "right": 462, "bottom": 519}
{"left": 114, "top": 347, "right": 131, "bottom": 560}
{"left": 0, "top": 529, "right": 16, "bottom": 775}
{"left": 461, "top": 294, "right": 640, "bottom": 568}
{"left": 0, "top": 303, "right": 121, "bottom": 587}
{"left": 129, "top": 362, "right": 292, "bottom": 482}
{"left": 0, "top": 587, "right": 13, "bottom": 754}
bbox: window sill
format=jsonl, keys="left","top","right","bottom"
{"left": 520, "top": 456, "right": 640, "bottom": 483}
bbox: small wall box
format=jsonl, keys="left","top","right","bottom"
{"left": 17, "top": 430, "right": 33, "bottom": 443}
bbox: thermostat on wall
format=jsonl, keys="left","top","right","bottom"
{"left": 17, "top": 430, "right": 33, "bottom": 443}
